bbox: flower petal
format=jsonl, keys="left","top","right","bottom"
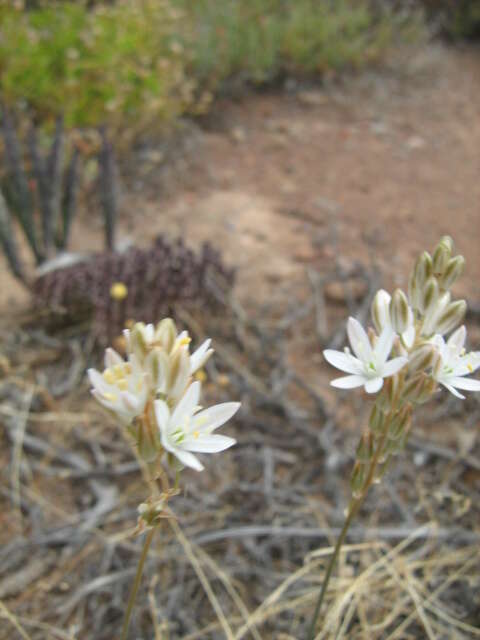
{"left": 170, "top": 380, "right": 201, "bottom": 427}
{"left": 190, "top": 339, "right": 213, "bottom": 374}
{"left": 347, "top": 317, "right": 373, "bottom": 362}
{"left": 182, "top": 434, "right": 236, "bottom": 453}
{"left": 174, "top": 448, "right": 204, "bottom": 471}
{"left": 382, "top": 356, "right": 408, "bottom": 378}
{"left": 330, "top": 374, "right": 366, "bottom": 389}
{"left": 374, "top": 325, "right": 394, "bottom": 365}
{"left": 323, "top": 350, "right": 364, "bottom": 375}
{"left": 105, "top": 348, "right": 124, "bottom": 369}
{"left": 154, "top": 399, "right": 170, "bottom": 431}
{"left": 88, "top": 368, "right": 110, "bottom": 394}
{"left": 402, "top": 324, "right": 415, "bottom": 349}
{"left": 441, "top": 382, "right": 465, "bottom": 400}
{"left": 446, "top": 376, "right": 480, "bottom": 392}
{"left": 364, "top": 377, "right": 384, "bottom": 394}
{"left": 194, "top": 402, "right": 241, "bottom": 433}
{"left": 447, "top": 325, "right": 466, "bottom": 358}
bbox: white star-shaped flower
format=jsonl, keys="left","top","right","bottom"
{"left": 88, "top": 348, "right": 148, "bottom": 424}
{"left": 154, "top": 381, "right": 239, "bottom": 471}
{"left": 432, "top": 326, "right": 480, "bottom": 399}
{"left": 324, "top": 317, "right": 408, "bottom": 394}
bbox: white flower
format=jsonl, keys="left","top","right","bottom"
{"left": 88, "top": 348, "right": 148, "bottom": 424}
{"left": 324, "top": 317, "right": 408, "bottom": 394}
{"left": 154, "top": 381, "right": 239, "bottom": 471}
{"left": 432, "top": 326, "right": 480, "bottom": 399}
{"left": 371, "top": 289, "right": 415, "bottom": 349}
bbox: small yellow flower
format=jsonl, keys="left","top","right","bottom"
{"left": 110, "top": 282, "right": 128, "bottom": 300}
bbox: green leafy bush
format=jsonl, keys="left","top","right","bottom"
{"left": 0, "top": 1, "right": 422, "bottom": 133}
{"left": 0, "top": 1, "right": 191, "bottom": 130}
{"left": 180, "top": 0, "right": 418, "bottom": 89}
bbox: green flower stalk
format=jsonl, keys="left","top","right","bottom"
{"left": 308, "top": 237, "right": 480, "bottom": 638}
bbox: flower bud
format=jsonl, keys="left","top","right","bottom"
{"left": 422, "top": 291, "right": 451, "bottom": 336}
{"left": 422, "top": 277, "right": 439, "bottom": 316}
{"left": 414, "top": 252, "right": 433, "bottom": 292}
{"left": 155, "top": 318, "right": 177, "bottom": 353}
{"left": 145, "top": 347, "right": 169, "bottom": 392}
{"left": 371, "top": 289, "right": 391, "bottom": 334}
{"left": 138, "top": 496, "right": 168, "bottom": 529}
{"left": 432, "top": 236, "right": 453, "bottom": 274}
{"left": 408, "top": 343, "right": 437, "bottom": 374}
{"left": 130, "top": 323, "right": 150, "bottom": 362}
{"left": 390, "top": 289, "right": 410, "bottom": 334}
{"left": 439, "top": 255, "right": 465, "bottom": 291}
{"left": 408, "top": 272, "right": 420, "bottom": 311}
{"left": 168, "top": 347, "right": 191, "bottom": 401}
{"left": 434, "top": 299, "right": 467, "bottom": 336}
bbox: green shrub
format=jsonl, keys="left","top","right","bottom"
{"left": 0, "top": 1, "right": 190, "bottom": 130}
{"left": 0, "top": 1, "right": 422, "bottom": 133}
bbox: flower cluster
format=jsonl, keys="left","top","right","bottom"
{"left": 323, "top": 237, "right": 480, "bottom": 496}
{"left": 325, "top": 237, "right": 480, "bottom": 401}
{"left": 88, "top": 318, "right": 240, "bottom": 472}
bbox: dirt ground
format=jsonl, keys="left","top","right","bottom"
{"left": 1, "top": 43, "right": 480, "bottom": 639}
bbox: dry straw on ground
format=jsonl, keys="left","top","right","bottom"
{"left": 1, "top": 259, "right": 479, "bottom": 639}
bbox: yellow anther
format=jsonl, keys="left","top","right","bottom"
{"left": 124, "top": 363, "right": 132, "bottom": 375}
{"left": 117, "top": 379, "right": 128, "bottom": 391}
{"left": 110, "top": 282, "right": 128, "bottom": 301}
{"left": 179, "top": 337, "right": 191, "bottom": 347}
{"left": 195, "top": 369, "right": 207, "bottom": 382}
{"left": 103, "top": 392, "right": 117, "bottom": 402}
{"left": 103, "top": 369, "right": 116, "bottom": 384}
{"left": 467, "top": 363, "right": 473, "bottom": 372}
{"left": 113, "top": 364, "right": 125, "bottom": 379}
{"left": 193, "top": 431, "right": 200, "bottom": 439}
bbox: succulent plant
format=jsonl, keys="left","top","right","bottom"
{"left": 33, "top": 235, "right": 235, "bottom": 343}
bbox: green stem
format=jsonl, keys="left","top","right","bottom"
{"left": 121, "top": 527, "right": 155, "bottom": 640}
{"left": 307, "top": 402, "right": 397, "bottom": 639}
{"left": 306, "top": 498, "right": 363, "bottom": 640}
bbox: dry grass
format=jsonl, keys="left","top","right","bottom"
{"left": 1, "top": 262, "right": 479, "bottom": 639}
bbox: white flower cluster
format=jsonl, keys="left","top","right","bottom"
{"left": 324, "top": 237, "right": 480, "bottom": 400}
{"left": 88, "top": 319, "right": 240, "bottom": 471}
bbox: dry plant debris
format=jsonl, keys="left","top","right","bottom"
{"left": 1, "top": 259, "right": 479, "bottom": 639}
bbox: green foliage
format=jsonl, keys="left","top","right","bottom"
{"left": 0, "top": 1, "right": 422, "bottom": 132}
{"left": 180, "top": 0, "right": 418, "bottom": 88}
{"left": 447, "top": 1, "right": 480, "bottom": 39}
{"left": 0, "top": 1, "right": 189, "bottom": 130}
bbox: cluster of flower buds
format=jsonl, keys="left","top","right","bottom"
{"left": 88, "top": 318, "right": 240, "bottom": 472}
{"left": 323, "top": 237, "right": 480, "bottom": 497}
